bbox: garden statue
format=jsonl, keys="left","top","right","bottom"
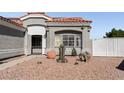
{"left": 57, "top": 44, "right": 68, "bottom": 63}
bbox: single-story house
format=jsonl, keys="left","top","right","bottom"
{"left": 0, "top": 12, "right": 92, "bottom": 59}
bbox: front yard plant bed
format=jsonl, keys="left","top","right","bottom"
{"left": 0, "top": 56, "right": 123, "bottom": 80}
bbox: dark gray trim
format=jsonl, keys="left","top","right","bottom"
{"left": 0, "top": 25, "right": 25, "bottom": 37}
{"left": 47, "top": 25, "right": 83, "bottom": 27}
{"left": 0, "top": 20, "right": 26, "bottom": 32}
{"left": 23, "top": 17, "right": 48, "bottom": 21}
{"left": 54, "top": 29, "right": 83, "bottom": 33}
{"left": 27, "top": 24, "right": 46, "bottom": 27}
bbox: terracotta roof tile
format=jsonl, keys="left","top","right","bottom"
{"left": 0, "top": 13, "right": 92, "bottom": 28}
{"left": 20, "top": 12, "right": 52, "bottom": 19}
{"left": 9, "top": 18, "right": 23, "bottom": 26}
{"left": 47, "top": 17, "right": 92, "bottom": 23}
{"left": 0, "top": 16, "right": 24, "bottom": 28}
{"left": 20, "top": 12, "right": 92, "bottom": 23}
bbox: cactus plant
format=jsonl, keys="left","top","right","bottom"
{"left": 71, "top": 47, "right": 77, "bottom": 56}
{"left": 57, "top": 44, "right": 68, "bottom": 63}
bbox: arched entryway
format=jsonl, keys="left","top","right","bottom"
{"left": 55, "top": 30, "right": 82, "bottom": 48}
{"left": 32, "top": 35, "right": 42, "bottom": 54}
{"left": 54, "top": 30, "right": 83, "bottom": 55}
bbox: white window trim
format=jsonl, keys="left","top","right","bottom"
{"left": 55, "top": 33, "right": 82, "bottom": 48}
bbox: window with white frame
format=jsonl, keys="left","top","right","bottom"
{"left": 63, "top": 35, "right": 75, "bottom": 47}
{"left": 55, "top": 33, "right": 81, "bottom": 48}
{"left": 76, "top": 35, "right": 81, "bottom": 47}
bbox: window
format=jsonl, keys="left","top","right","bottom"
{"left": 55, "top": 33, "right": 82, "bottom": 48}
{"left": 76, "top": 35, "right": 81, "bottom": 47}
{"left": 63, "top": 35, "right": 74, "bottom": 47}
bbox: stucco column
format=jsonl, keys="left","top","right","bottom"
{"left": 82, "top": 28, "right": 88, "bottom": 52}
{"left": 42, "top": 35, "right": 46, "bottom": 54}
{"left": 49, "top": 30, "right": 55, "bottom": 49}
{"left": 24, "top": 31, "right": 32, "bottom": 55}
{"left": 82, "top": 28, "right": 92, "bottom": 53}
{"left": 82, "top": 29, "right": 85, "bottom": 52}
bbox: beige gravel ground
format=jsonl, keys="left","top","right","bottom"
{"left": 0, "top": 55, "right": 124, "bottom": 80}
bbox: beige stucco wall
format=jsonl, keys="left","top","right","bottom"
{"left": 21, "top": 15, "right": 92, "bottom": 55}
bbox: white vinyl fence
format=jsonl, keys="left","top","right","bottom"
{"left": 93, "top": 38, "right": 124, "bottom": 57}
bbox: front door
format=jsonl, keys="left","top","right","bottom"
{"left": 32, "top": 35, "right": 42, "bottom": 54}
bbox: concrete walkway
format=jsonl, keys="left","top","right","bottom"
{"left": 0, "top": 55, "right": 36, "bottom": 71}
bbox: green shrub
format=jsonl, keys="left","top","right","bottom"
{"left": 78, "top": 51, "right": 91, "bottom": 62}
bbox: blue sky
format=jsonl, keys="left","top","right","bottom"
{"left": 0, "top": 12, "right": 124, "bottom": 39}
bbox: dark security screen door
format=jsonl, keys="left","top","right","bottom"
{"left": 32, "top": 35, "right": 42, "bottom": 49}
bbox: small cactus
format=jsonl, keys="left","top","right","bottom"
{"left": 57, "top": 44, "right": 68, "bottom": 63}
{"left": 71, "top": 47, "right": 77, "bottom": 56}
{"left": 78, "top": 51, "right": 91, "bottom": 62}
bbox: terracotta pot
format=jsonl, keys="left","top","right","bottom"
{"left": 47, "top": 50, "right": 56, "bottom": 59}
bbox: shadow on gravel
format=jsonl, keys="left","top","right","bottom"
{"left": 116, "top": 60, "right": 124, "bottom": 71}
{"left": 0, "top": 61, "right": 8, "bottom": 64}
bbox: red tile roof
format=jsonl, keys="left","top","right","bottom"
{"left": 20, "top": 12, "right": 92, "bottom": 23}
{"left": 47, "top": 17, "right": 92, "bottom": 23}
{"left": 20, "top": 12, "right": 52, "bottom": 19}
{"left": 0, "top": 16, "right": 24, "bottom": 28}
{"left": 9, "top": 18, "right": 23, "bottom": 26}
{"left": 0, "top": 12, "right": 92, "bottom": 28}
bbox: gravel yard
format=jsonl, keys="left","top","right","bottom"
{"left": 0, "top": 55, "right": 124, "bottom": 80}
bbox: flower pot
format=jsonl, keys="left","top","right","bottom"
{"left": 47, "top": 50, "right": 56, "bottom": 59}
